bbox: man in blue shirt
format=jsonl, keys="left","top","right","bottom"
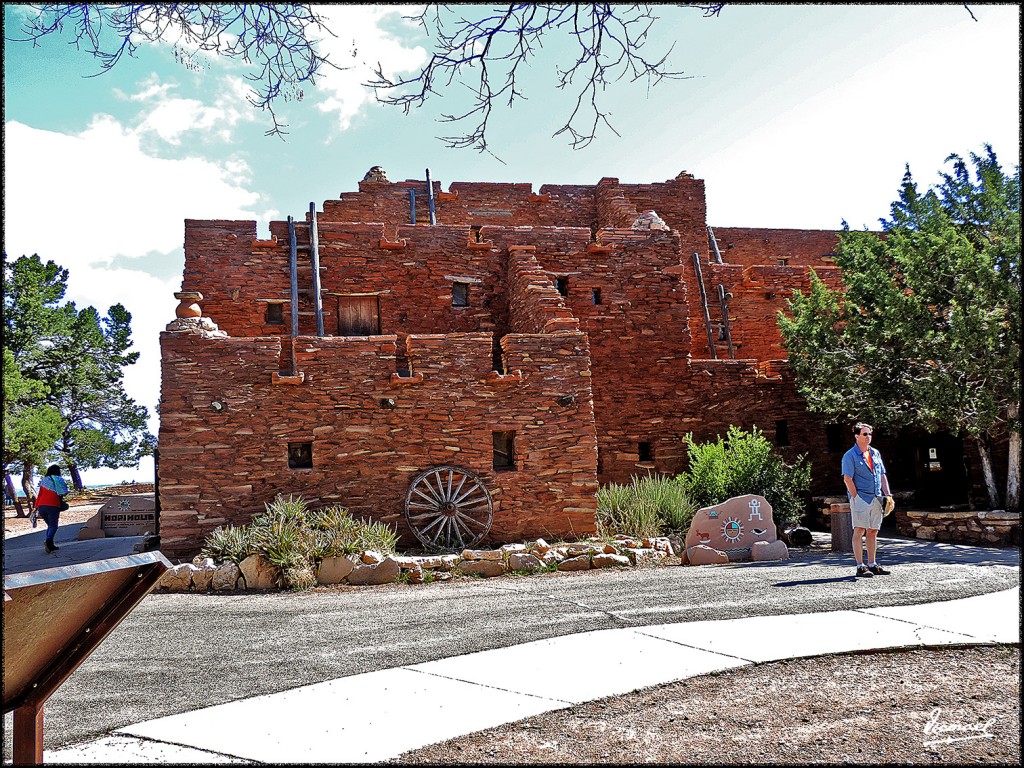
{"left": 841, "top": 422, "right": 893, "bottom": 578}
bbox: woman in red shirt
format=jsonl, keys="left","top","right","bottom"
{"left": 34, "top": 464, "right": 69, "bottom": 553}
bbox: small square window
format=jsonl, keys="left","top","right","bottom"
{"left": 592, "top": 288, "right": 602, "bottom": 305}
{"left": 638, "top": 442, "right": 653, "bottom": 462}
{"left": 775, "top": 419, "right": 790, "bottom": 447}
{"left": 288, "top": 441, "right": 312, "bottom": 469}
{"left": 555, "top": 277, "right": 569, "bottom": 297}
{"left": 493, "top": 431, "right": 516, "bottom": 471}
{"left": 452, "top": 282, "right": 470, "bottom": 307}
{"left": 266, "top": 303, "right": 284, "bottom": 324}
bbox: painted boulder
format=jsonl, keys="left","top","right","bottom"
{"left": 684, "top": 494, "right": 787, "bottom": 565}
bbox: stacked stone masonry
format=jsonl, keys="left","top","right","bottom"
{"left": 160, "top": 169, "right": 854, "bottom": 560}
{"left": 155, "top": 536, "right": 681, "bottom": 591}
{"left": 896, "top": 509, "right": 1020, "bottom": 546}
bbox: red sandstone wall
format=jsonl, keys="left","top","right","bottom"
{"left": 519, "top": 228, "right": 697, "bottom": 481}
{"left": 184, "top": 222, "right": 512, "bottom": 363}
{"left": 708, "top": 262, "right": 845, "bottom": 360}
{"left": 319, "top": 179, "right": 597, "bottom": 230}
{"left": 506, "top": 247, "right": 580, "bottom": 335}
{"left": 589, "top": 176, "right": 714, "bottom": 358}
{"left": 158, "top": 329, "right": 597, "bottom": 559}
{"left": 710, "top": 227, "right": 841, "bottom": 267}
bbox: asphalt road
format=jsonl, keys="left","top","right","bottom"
{"left": 3, "top": 535, "right": 1019, "bottom": 755}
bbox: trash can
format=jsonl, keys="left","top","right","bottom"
{"left": 830, "top": 502, "right": 853, "bottom": 552}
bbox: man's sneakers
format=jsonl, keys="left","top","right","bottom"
{"left": 44, "top": 540, "right": 59, "bottom": 554}
{"left": 856, "top": 564, "right": 891, "bottom": 577}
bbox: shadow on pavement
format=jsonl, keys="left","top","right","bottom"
{"left": 773, "top": 575, "right": 856, "bottom": 587}
{"left": 745, "top": 532, "right": 1020, "bottom": 569}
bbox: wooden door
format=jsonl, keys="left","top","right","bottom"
{"left": 337, "top": 296, "right": 380, "bottom": 336}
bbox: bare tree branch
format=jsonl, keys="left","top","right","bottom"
{"left": 10, "top": 3, "right": 343, "bottom": 138}
{"left": 367, "top": 3, "right": 724, "bottom": 153}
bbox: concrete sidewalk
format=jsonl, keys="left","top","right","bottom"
{"left": 41, "top": 586, "right": 1020, "bottom": 764}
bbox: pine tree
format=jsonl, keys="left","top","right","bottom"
{"left": 3, "top": 253, "right": 154, "bottom": 491}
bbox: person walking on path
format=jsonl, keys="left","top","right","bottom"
{"left": 34, "top": 464, "right": 69, "bottom": 553}
{"left": 842, "top": 423, "right": 893, "bottom": 578}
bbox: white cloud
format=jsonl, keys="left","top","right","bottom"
{"left": 310, "top": 5, "right": 428, "bottom": 131}
{"left": 115, "top": 73, "right": 178, "bottom": 102}
{"left": 4, "top": 117, "right": 270, "bottom": 484}
{"left": 129, "top": 75, "right": 255, "bottom": 143}
{"left": 4, "top": 118, "right": 264, "bottom": 265}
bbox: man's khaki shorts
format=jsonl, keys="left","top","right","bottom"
{"left": 851, "top": 495, "right": 883, "bottom": 531}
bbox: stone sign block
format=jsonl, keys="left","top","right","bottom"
{"left": 98, "top": 495, "right": 157, "bottom": 536}
{"left": 684, "top": 494, "right": 788, "bottom": 565}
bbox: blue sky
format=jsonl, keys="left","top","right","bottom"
{"left": 3, "top": 4, "right": 1020, "bottom": 486}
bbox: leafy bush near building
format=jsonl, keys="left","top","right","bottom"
{"left": 200, "top": 495, "right": 399, "bottom": 589}
{"left": 596, "top": 474, "right": 697, "bottom": 538}
{"left": 679, "top": 426, "right": 811, "bottom": 526}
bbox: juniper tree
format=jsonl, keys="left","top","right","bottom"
{"left": 779, "top": 146, "right": 1020, "bottom": 510}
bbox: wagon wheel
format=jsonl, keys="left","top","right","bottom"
{"left": 405, "top": 465, "right": 493, "bottom": 551}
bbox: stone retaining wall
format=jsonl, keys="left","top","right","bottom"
{"left": 896, "top": 509, "right": 1021, "bottom": 546}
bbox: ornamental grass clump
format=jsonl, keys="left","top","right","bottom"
{"left": 200, "top": 524, "right": 251, "bottom": 566}
{"left": 249, "top": 495, "right": 313, "bottom": 570}
{"left": 199, "top": 495, "right": 399, "bottom": 590}
{"left": 306, "top": 504, "right": 364, "bottom": 558}
{"left": 596, "top": 474, "right": 697, "bottom": 538}
{"left": 355, "top": 518, "right": 400, "bottom": 554}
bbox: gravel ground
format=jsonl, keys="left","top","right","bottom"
{"left": 5, "top": 496, "right": 1020, "bottom": 764}
{"left": 393, "top": 645, "right": 1020, "bottom": 765}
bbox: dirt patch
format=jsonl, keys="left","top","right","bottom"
{"left": 392, "top": 645, "right": 1020, "bottom": 765}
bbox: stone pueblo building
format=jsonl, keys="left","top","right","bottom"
{"left": 156, "top": 167, "right": 988, "bottom": 560}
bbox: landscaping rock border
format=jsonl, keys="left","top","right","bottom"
{"left": 155, "top": 535, "right": 680, "bottom": 592}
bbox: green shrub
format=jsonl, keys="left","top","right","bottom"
{"left": 596, "top": 473, "right": 697, "bottom": 538}
{"left": 679, "top": 426, "right": 811, "bottom": 526}
{"left": 248, "top": 495, "right": 313, "bottom": 569}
